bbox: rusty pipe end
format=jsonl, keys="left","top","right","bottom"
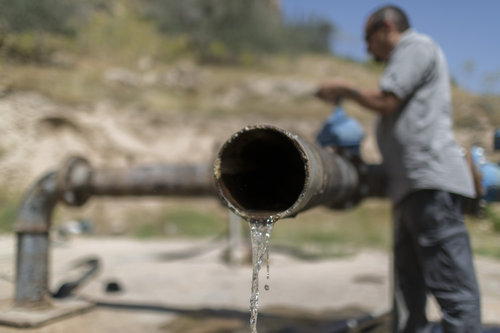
{"left": 214, "top": 125, "right": 310, "bottom": 221}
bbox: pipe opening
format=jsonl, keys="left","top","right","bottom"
{"left": 218, "top": 128, "right": 306, "bottom": 214}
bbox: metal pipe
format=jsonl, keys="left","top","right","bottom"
{"left": 90, "top": 164, "right": 214, "bottom": 197}
{"left": 13, "top": 156, "right": 215, "bottom": 309}
{"left": 14, "top": 172, "right": 59, "bottom": 307}
{"left": 213, "top": 125, "right": 377, "bottom": 221}
{"left": 57, "top": 156, "right": 215, "bottom": 207}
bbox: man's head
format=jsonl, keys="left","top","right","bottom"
{"left": 364, "top": 5, "right": 410, "bottom": 62}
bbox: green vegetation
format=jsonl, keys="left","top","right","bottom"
{"left": 0, "top": 0, "right": 334, "bottom": 65}
{"left": 125, "top": 200, "right": 392, "bottom": 257}
{"left": 0, "top": 0, "right": 79, "bottom": 35}
{"left": 0, "top": 0, "right": 81, "bottom": 63}
{"left": 120, "top": 200, "right": 500, "bottom": 260}
{"left": 122, "top": 200, "right": 392, "bottom": 259}
{"left": 271, "top": 201, "right": 392, "bottom": 257}
{"left": 129, "top": 205, "right": 228, "bottom": 239}
{"left": 483, "top": 204, "right": 500, "bottom": 233}
{"left": 0, "top": 188, "right": 19, "bottom": 233}
{"left": 140, "top": 0, "right": 333, "bottom": 64}
{"left": 468, "top": 205, "right": 500, "bottom": 258}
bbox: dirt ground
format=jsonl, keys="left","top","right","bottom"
{"left": 0, "top": 234, "right": 499, "bottom": 332}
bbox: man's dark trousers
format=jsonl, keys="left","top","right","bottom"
{"left": 392, "top": 190, "right": 481, "bottom": 333}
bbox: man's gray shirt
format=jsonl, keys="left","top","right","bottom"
{"left": 376, "top": 29, "right": 475, "bottom": 203}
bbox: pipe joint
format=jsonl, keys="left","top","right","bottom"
{"left": 329, "top": 153, "right": 386, "bottom": 209}
{"left": 57, "top": 156, "right": 93, "bottom": 207}
{"left": 13, "top": 172, "right": 59, "bottom": 234}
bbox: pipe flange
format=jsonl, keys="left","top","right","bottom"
{"left": 57, "top": 156, "right": 93, "bottom": 207}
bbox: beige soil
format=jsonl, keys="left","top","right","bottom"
{"left": 0, "top": 235, "right": 498, "bottom": 332}
{"left": 0, "top": 91, "right": 383, "bottom": 192}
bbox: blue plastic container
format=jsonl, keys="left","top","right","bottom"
{"left": 316, "top": 103, "right": 365, "bottom": 154}
{"left": 494, "top": 129, "right": 500, "bottom": 151}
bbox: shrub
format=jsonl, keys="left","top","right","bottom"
{"left": 142, "top": 0, "right": 335, "bottom": 64}
{"left": 0, "top": 0, "right": 81, "bottom": 62}
{"left": 0, "top": 0, "right": 78, "bottom": 35}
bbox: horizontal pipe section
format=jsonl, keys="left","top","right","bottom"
{"left": 213, "top": 125, "right": 360, "bottom": 220}
{"left": 57, "top": 157, "right": 215, "bottom": 207}
{"left": 90, "top": 164, "right": 215, "bottom": 197}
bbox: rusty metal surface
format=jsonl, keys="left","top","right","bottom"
{"left": 14, "top": 172, "right": 59, "bottom": 234}
{"left": 89, "top": 163, "right": 214, "bottom": 197}
{"left": 15, "top": 234, "right": 51, "bottom": 307}
{"left": 213, "top": 125, "right": 367, "bottom": 221}
{"left": 57, "top": 156, "right": 93, "bottom": 207}
{"left": 13, "top": 157, "right": 216, "bottom": 309}
{"left": 56, "top": 157, "right": 215, "bottom": 204}
{"left": 13, "top": 171, "right": 59, "bottom": 306}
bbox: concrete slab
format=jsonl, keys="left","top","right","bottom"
{"left": 0, "top": 299, "right": 94, "bottom": 328}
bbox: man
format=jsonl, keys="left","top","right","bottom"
{"left": 315, "top": 5, "right": 482, "bottom": 333}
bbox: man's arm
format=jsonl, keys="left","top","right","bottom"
{"left": 315, "top": 78, "right": 402, "bottom": 116}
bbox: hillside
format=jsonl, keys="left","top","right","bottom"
{"left": 0, "top": 0, "right": 499, "bottom": 236}
{"left": 1, "top": 54, "right": 499, "bottom": 191}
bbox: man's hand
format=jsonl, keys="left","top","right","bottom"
{"left": 315, "top": 78, "right": 356, "bottom": 103}
{"left": 315, "top": 78, "right": 402, "bottom": 115}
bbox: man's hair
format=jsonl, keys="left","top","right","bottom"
{"left": 369, "top": 5, "right": 410, "bottom": 32}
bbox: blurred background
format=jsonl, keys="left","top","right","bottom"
{"left": 0, "top": 0, "right": 498, "bottom": 255}
{"left": 0, "top": 2, "right": 499, "bottom": 331}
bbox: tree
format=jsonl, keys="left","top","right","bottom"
{"left": 143, "top": 0, "right": 335, "bottom": 63}
{"left": 0, "top": 0, "right": 81, "bottom": 62}
{"left": 0, "top": 0, "right": 78, "bottom": 35}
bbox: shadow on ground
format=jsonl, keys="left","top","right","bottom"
{"left": 95, "top": 300, "right": 389, "bottom": 333}
{"left": 94, "top": 299, "right": 500, "bottom": 333}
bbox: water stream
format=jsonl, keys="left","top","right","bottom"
{"left": 248, "top": 216, "right": 277, "bottom": 333}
